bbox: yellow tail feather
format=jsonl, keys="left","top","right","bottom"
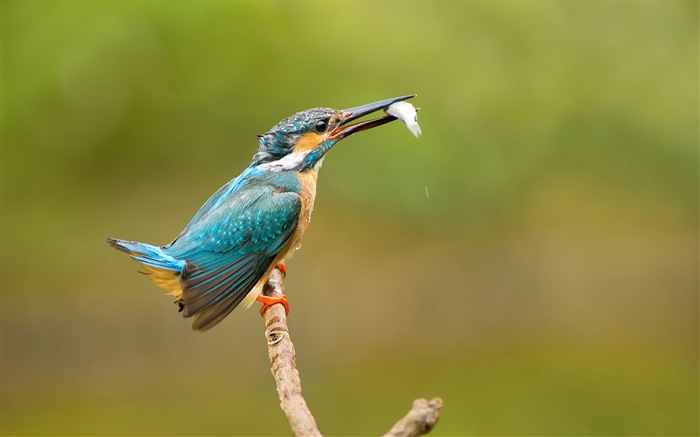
{"left": 138, "top": 263, "right": 183, "bottom": 299}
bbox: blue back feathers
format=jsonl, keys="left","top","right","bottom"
{"left": 108, "top": 167, "right": 304, "bottom": 330}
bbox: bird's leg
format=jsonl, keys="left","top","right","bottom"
{"left": 256, "top": 294, "right": 290, "bottom": 317}
{"left": 256, "top": 262, "right": 289, "bottom": 316}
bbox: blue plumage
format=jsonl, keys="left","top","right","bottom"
{"left": 108, "top": 95, "right": 416, "bottom": 330}
{"left": 107, "top": 239, "right": 186, "bottom": 273}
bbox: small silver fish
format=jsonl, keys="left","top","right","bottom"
{"left": 386, "top": 101, "right": 421, "bottom": 139}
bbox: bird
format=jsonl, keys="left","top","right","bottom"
{"left": 107, "top": 94, "right": 416, "bottom": 331}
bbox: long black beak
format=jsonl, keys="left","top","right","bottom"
{"left": 330, "top": 94, "right": 416, "bottom": 140}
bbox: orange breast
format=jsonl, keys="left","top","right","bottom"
{"left": 285, "top": 167, "right": 319, "bottom": 259}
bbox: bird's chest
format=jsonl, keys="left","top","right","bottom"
{"left": 297, "top": 169, "right": 318, "bottom": 227}
{"left": 286, "top": 169, "right": 319, "bottom": 257}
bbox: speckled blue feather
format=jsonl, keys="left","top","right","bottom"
{"left": 165, "top": 169, "right": 302, "bottom": 322}
{"left": 107, "top": 165, "right": 304, "bottom": 330}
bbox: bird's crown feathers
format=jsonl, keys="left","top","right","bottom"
{"left": 252, "top": 107, "right": 338, "bottom": 166}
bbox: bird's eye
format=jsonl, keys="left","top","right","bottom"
{"left": 315, "top": 119, "right": 329, "bottom": 133}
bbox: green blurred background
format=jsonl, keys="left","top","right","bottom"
{"left": 2, "top": 1, "right": 698, "bottom": 435}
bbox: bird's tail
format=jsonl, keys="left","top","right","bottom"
{"left": 106, "top": 237, "right": 186, "bottom": 298}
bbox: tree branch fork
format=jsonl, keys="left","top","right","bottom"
{"left": 261, "top": 267, "right": 443, "bottom": 437}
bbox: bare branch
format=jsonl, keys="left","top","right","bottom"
{"left": 262, "top": 267, "right": 322, "bottom": 437}
{"left": 383, "top": 398, "right": 443, "bottom": 437}
{"left": 261, "top": 267, "right": 442, "bottom": 437}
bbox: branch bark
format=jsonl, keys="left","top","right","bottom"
{"left": 261, "top": 267, "right": 442, "bottom": 437}
{"left": 261, "top": 267, "right": 322, "bottom": 437}
{"left": 383, "top": 398, "right": 443, "bottom": 437}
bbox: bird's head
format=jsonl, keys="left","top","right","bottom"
{"left": 252, "top": 95, "right": 416, "bottom": 171}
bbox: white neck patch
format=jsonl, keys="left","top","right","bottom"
{"left": 258, "top": 150, "right": 309, "bottom": 172}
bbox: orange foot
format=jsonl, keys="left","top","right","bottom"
{"left": 275, "top": 261, "right": 287, "bottom": 277}
{"left": 256, "top": 294, "right": 290, "bottom": 317}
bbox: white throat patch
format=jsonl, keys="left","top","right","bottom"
{"left": 258, "top": 151, "right": 309, "bottom": 172}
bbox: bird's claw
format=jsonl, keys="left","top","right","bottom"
{"left": 256, "top": 293, "right": 290, "bottom": 317}
{"left": 275, "top": 261, "right": 287, "bottom": 278}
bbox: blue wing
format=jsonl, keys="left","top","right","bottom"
{"left": 165, "top": 182, "right": 301, "bottom": 330}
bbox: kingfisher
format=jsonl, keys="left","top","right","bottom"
{"left": 107, "top": 95, "right": 416, "bottom": 331}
